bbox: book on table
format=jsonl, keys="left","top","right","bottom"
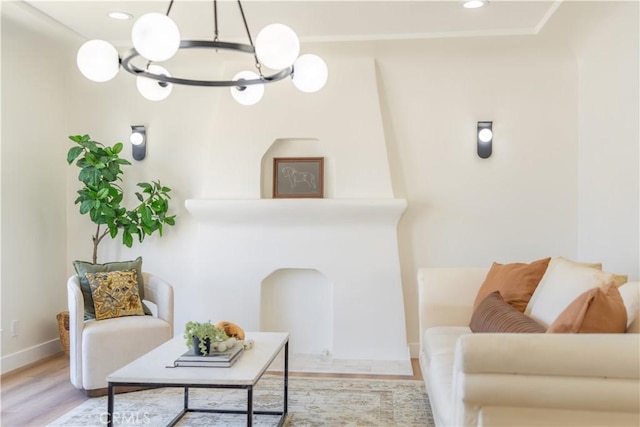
{"left": 174, "top": 342, "right": 244, "bottom": 367}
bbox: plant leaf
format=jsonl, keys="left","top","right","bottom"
{"left": 67, "top": 146, "right": 84, "bottom": 164}
{"left": 123, "top": 230, "right": 133, "bottom": 247}
{"left": 142, "top": 206, "right": 153, "bottom": 226}
{"left": 79, "top": 200, "right": 93, "bottom": 214}
{"left": 96, "top": 188, "right": 109, "bottom": 199}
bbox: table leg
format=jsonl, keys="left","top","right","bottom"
{"left": 284, "top": 341, "right": 289, "bottom": 415}
{"left": 107, "top": 383, "right": 114, "bottom": 427}
{"left": 184, "top": 386, "right": 189, "bottom": 410}
{"left": 247, "top": 385, "right": 253, "bottom": 426}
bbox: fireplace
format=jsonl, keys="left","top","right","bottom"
{"left": 185, "top": 198, "right": 409, "bottom": 362}
{"left": 261, "top": 268, "right": 333, "bottom": 356}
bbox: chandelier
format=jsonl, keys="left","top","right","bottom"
{"left": 76, "top": 0, "right": 328, "bottom": 105}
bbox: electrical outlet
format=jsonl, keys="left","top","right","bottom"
{"left": 11, "top": 320, "right": 18, "bottom": 337}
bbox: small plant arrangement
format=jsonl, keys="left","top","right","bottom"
{"left": 67, "top": 134, "right": 176, "bottom": 263}
{"left": 184, "top": 321, "right": 238, "bottom": 355}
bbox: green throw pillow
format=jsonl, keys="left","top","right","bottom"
{"left": 73, "top": 256, "right": 151, "bottom": 320}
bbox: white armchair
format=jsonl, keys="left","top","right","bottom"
{"left": 67, "top": 272, "right": 174, "bottom": 395}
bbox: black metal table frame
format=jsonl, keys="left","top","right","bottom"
{"left": 107, "top": 342, "right": 288, "bottom": 427}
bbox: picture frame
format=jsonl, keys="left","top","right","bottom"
{"left": 273, "top": 157, "right": 324, "bottom": 198}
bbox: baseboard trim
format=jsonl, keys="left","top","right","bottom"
{"left": 1, "top": 338, "right": 63, "bottom": 375}
{"left": 409, "top": 342, "right": 419, "bottom": 358}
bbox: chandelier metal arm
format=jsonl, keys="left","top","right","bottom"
{"left": 121, "top": 40, "right": 293, "bottom": 87}
{"left": 236, "top": 0, "right": 263, "bottom": 77}
{"left": 165, "top": 0, "right": 175, "bottom": 16}
{"left": 213, "top": 0, "right": 219, "bottom": 41}
{"left": 236, "top": 0, "right": 254, "bottom": 48}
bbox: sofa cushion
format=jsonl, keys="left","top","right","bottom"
{"left": 470, "top": 291, "right": 546, "bottom": 333}
{"left": 422, "top": 327, "right": 469, "bottom": 427}
{"left": 551, "top": 256, "right": 602, "bottom": 270}
{"left": 473, "top": 258, "right": 551, "bottom": 313}
{"left": 525, "top": 257, "right": 620, "bottom": 327}
{"left": 547, "top": 284, "right": 627, "bottom": 333}
{"left": 423, "top": 327, "right": 471, "bottom": 358}
{"left": 81, "top": 315, "right": 172, "bottom": 390}
{"left": 87, "top": 269, "right": 145, "bottom": 320}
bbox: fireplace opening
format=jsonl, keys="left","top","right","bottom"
{"left": 260, "top": 268, "right": 333, "bottom": 356}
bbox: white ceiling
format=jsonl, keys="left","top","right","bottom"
{"left": 22, "top": 0, "right": 561, "bottom": 45}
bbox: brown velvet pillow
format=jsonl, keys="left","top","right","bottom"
{"left": 473, "top": 257, "right": 551, "bottom": 313}
{"left": 547, "top": 283, "right": 627, "bottom": 333}
{"left": 470, "top": 291, "right": 547, "bottom": 333}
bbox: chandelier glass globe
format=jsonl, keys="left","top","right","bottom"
{"left": 292, "top": 54, "right": 328, "bottom": 93}
{"left": 230, "top": 71, "right": 264, "bottom": 105}
{"left": 136, "top": 65, "right": 173, "bottom": 101}
{"left": 132, "top": 13, "right": 181, "bottom": 62}
{"left": 76, "top": 40, "right": 120, "bottom": 82}
{"left": 255, "top": 24, "right": 300, "bottom": 70}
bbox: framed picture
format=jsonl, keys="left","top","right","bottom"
{"left": 273, "top": 157, "right": 324, "bottom": 198}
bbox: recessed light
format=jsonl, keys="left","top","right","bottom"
{"left": 463, "top": 0, "right": 487, "bottom": 9}
{"left": 108, "top": 11, "right": 133, "bottom": 20}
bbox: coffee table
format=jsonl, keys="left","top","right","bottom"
{"left": 106, "top": 332, "right": 289, "bottom": 427}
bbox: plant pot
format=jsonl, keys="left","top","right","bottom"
{"left": 192, "top": 337, "right": 211, "bottom": 356}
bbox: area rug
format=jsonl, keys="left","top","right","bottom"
{"left": 49, "top": 376, "right": 433, "bottom": 426}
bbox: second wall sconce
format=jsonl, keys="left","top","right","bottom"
{"left": 477, "top": 121, "right": 493, "bottom": 159}
{"left": 130, "top": 125, "right": 146, "bottom": 161}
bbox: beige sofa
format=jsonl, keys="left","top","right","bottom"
{"left": 418, "top": 267, "right": 640, "bottom": 427}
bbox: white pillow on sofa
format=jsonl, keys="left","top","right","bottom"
{"left": 619, "top": 281, "right": 640, "bottom": 331}
{"left": 525, "top": 257, "right": 616, "bottom": 327}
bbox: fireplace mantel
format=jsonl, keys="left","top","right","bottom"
{"left": 184, "top": 197, "right": 409, "bottom": 361}
{"left": 185, "top": 198, "right": 407, "bottom": 226}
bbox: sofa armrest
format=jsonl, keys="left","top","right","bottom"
{"left": 418, "top": 268, "right": 488, "bottom": 342}
{"left": 142, "top": 272, "right": 174, "bottom": 336}
{"left": 452, "top": 333, "right": 640, "bottom": 426}
{"left": 456, "top": 333, "right": 640, "bottom": 378}
{"left": 67, "top": 275, "right": 85, "bottom": 389}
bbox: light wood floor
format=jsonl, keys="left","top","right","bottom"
{"left": 1, "top": 352, "right": 423, "bottom": 427}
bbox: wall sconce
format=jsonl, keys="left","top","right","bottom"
{"left": 477, "top": 121, "right": 493, "bottom": 159}
{"left": 130, "top": 125, "right": 146, "bottom": 161}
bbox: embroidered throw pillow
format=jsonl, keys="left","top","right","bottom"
{"left": 73, "top": 257, "right": 151, "bottom": 320}
{"left": 87, "top": 269, "right": 145, "bottom": 320}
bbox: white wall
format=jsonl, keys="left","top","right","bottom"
{"left": 0, "top": 10, "right": 74, "bottom": 371}
{"left": 202, "top": 57, "right": 393, "bottom": 199}
{"left": 368, "top": 37, "right": 578, "bottom": 348}
{"left": 565, "top": 2, "right": 639, "bottom": 279}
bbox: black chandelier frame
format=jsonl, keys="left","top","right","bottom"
{"left": 119, "top": 0, "right": 294, "bottom": 88}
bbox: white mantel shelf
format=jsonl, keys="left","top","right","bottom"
{"left": 185, "top": 197, "right": 410, "bottom": 360}
{"left": 184, "top": 199, "right": 408, "bottom": 226}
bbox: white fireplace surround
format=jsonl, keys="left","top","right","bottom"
{"left": 185, "top": 198, "right": 409, "bottom": 362}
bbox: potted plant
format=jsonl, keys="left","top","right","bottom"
{"left": 66, "top": 134, "right": 176, "bottom": 263}
{"left": 184, "top": 321, "right": 231, "bottom": 355}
